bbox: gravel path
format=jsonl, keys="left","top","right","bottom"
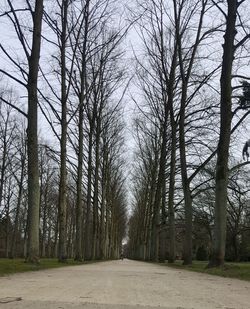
{"left": 0, "top": 259, "right": 249, "bottom": 309}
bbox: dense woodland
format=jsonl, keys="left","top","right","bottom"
{"left": 0, "top": 0, "right": 250, "bottom": 267}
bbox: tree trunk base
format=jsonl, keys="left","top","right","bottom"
{"left": 58, "top": 256, "right": 68, "bottom": 263}
{"left": 25, "top": 256, "right": 40, "bottom": 264}
{"left": 182, "top": 259, "right": 192, "bottom": 266}
{"left": 74, "top": 256, "right": 84, "bottom": 262}
{"left": 207, "top": 258, "right": 224, "bottom": 268}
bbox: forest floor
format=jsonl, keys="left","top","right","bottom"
{"left": 0, "top": 259, "right": 249, "bottom": 309}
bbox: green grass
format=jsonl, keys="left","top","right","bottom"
{"left": 0, "top": 258, "right": 97, "bottom": 277}
{"left": 163, "top": 260, "right": 250, "bottom": 281}
{"left": 2, "top": 258, "right": 250, "bottom": 282}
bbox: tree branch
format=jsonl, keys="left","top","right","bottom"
{"left": 0, "top": 96, "right": 27, "bottom": 118}
{"left": 0, "top": 69, "right": 27, "bottom": 88}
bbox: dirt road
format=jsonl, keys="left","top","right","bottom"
{"left": 0, "top": 259, "right": 249, "bottom": 309}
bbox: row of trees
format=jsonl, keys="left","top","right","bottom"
{"left": 1, "top": 0, "right": 250, "bottom": 268}
{"left": 0, "top": 0, "right": 128, "bottom": 262}
{"left": 127, "top": 0, "right": 250, "bottom": 266}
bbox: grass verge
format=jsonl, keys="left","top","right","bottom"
{"left": 163, "top": 260, "right": 250, "bottom": 281}
{"left": 0, "top": 258, "right": 100, "bottom": 277}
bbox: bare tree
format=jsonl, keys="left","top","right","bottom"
{"left": 0, "top": 0, "right": 44, "bottom": 263}
{"left": 209, "top": 0, "right": 250, "bottom": 267}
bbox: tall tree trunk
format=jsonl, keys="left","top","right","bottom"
{"left": 104, "top": 170, "right": 111, "bottom": 259}
{"left": 151, "top": 121, "right": 168, "bottom": 261}
{"left": 179, "top": 86, "right": 193, "bottom": 265}
{"left": 0, "top": 117, "right": 9, "bottom": 209}
{"left": 58, "top": 0, "right": 69, "bottom": 262}
{"left": 100, "top": 143, "right": 107, "bottom": 259}
{"left": 54, "top": 216, "right": 59, "bottom": 258}
{"left": 209, "top": 0, "right": 237, "bottom": 267}
{"left": 168, "top": 121, "right": 176, "bottom": 263}
{"left": 142, "top": 180, "right": 151, "bottom": 260}
{"left": 84, "top": 125, "right": 93, "bottom": 259}
{"left": 10, "top": 152, "right": 25, "bottom": 259}
{"left": 26, "top": 0, "right": 44, "bottom": 263}
{"left": 75, "top": 99, "right": 84, "bottom": 261}
{"left": 92, "top": 124, "right": 101, "bottom": 260}
{"left": 166, "top": 43, "right": 178, "bottom": 263}
{"left": 75, "top": 0, "right": 90, "bottom": 262}
{"left": 146, "top": 153, "right": 158, "bottom": 260}
{"left": 174, "top": 0, "right": 206, "bottom": 265}
{"left": 5, "top": 181, "right": 12, "bottom": 258}
{"left": 159, "top": 165, "right": 167, "bottom": 262}
{"left": 41, "top": 180, "right": 49, "bottom": 258}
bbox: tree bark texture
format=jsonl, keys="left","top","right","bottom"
{"left": 26, "top": 0, "right": 44, "bottom": 263}
{"left": 84, "top": 124, "right": 93, "bottom": 260}
{"left": 179, "top": 86, "right": 193, "bottom": 265}
{"left": 58, "top": 0, "right": 69, "bottom": 262}
{"left": 209, "top": 0, "right": 237, "bottom": 267}
{"left": 151, "top": 121, "right": 168, "bottom": 261}
{"left": 75, "top": 0, "right": 90, "bottom": 262}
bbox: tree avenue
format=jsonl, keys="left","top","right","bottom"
{"left": 126, "top": 0, "right": 250, "bottom": 267}
{"left": 0, "top": 0, "right": 250, "bottom": 269}
{"left": 0, "top": 0, "right": 128, "bottom": 262}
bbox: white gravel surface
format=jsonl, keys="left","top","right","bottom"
{"left": 0, "top": 259, "right": 250, "bottom": 309}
